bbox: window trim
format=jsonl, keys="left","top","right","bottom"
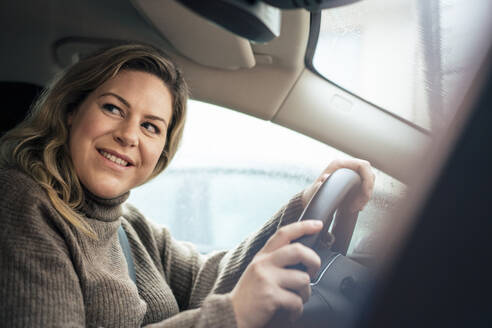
{"left": 304, "top": 11, "right": 430, "bottom": 135}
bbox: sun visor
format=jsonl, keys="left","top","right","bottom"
{"left": 131, "top": 0, "right": 256, "bottom": 70}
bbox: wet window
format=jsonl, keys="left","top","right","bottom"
{"left": 313, "top": 0, "right": 492, "bottom": 131}
{"left": 129, "top": 100, "right": 405, "bottom": 252}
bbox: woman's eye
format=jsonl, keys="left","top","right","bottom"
{"left": 102, "top": 103, "right": 122, "bottom": 116}
{"left": 142, "top": 122, "right": 160, "bottom": 134}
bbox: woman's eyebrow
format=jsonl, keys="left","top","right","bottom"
{"left": 99, "top": 92, "right": 131, "bottom": 108}
{"left": 145, "top": 114, "right": 168, "bottom": 128}
{"left": 99, "top": 92, "right": 168, "bottom": 127}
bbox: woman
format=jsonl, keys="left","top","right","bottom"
{"left": 0, "top": 43, "right": 374, "bottom": 327}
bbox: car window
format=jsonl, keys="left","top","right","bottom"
{"left": 312, "top": 0, "right": 491, "bottom": 131}
{"left": 129, "top": 100, "right": 405, "bottom": 252}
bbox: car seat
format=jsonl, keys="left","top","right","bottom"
{"left": 0, "top": 81, "right": 43, "bottom": 134}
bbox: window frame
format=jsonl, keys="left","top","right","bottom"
{"left": 304, "top": 11, "right": 429, "bottom": 135}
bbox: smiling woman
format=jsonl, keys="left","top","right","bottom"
{"left": 0, "top": 43, "right": 374, "bottom": 328}
{"left": 67, "top": 70, "right": 173, "bottom": 198}
{"left": 0, "top": 43, "right": 188, "bottom": 237}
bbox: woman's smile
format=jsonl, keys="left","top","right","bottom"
{"left": 97, "top": 149, "right": 134, "bottom": 168}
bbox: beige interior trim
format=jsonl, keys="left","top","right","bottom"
{"left": 166, "top": 10, "right": 311, "bottom": 120}
{"left": 252, "top": 10, "right": 310, "bottom": 68}
{"left": 132, "top": 0, "right": 256, "bottom": 70}
{"left": 273, "top": 69, "right": 430, "bottom": 182}
{"left": 171, "top": 56, "right": 302, "bottom": 120}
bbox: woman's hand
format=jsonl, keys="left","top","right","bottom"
{"left": 230, "top": 220, "right": 323, "bottom": 328}
{"left": 302, "top": 158, "right": 376, "bottom": 213}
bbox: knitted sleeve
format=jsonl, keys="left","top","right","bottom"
{"left": 140, "top": 192, "right": 305, "bottom": 328}
{"left": 0, "top": 170, "right": 85, "bottom": 327}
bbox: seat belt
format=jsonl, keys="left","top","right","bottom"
{"left": 117, "top": 225, "right": 137, "bottom": 284}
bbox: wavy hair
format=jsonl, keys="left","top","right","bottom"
{"left": 0, "top": 43, "right": 188, "bottom": 237}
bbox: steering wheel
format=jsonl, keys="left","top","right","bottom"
{"left": 290, "top": 168, "right": 372, "bottom": 328}
{"left": 293, "top": 168, "right": 362, "bottom": 255}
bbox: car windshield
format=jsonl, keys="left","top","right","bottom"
{"left": 312, "top": 0, "right": 491, "bottom": 131}
{"left": 129, "top": 101, "right": 405, "bottom": 252}
{"left": 129, "top": 101, "right": 343, "bottom": 251}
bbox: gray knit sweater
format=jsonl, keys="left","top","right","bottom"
{"left": 0, "top": 168, "right": 304, "bottom": 327}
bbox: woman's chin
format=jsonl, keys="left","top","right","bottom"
{"left": 84, "top": 182, "right": 129, "bottom": 199}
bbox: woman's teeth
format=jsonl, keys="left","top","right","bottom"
{"left": 99, "top": 150, "right": 129, "bottom": 166}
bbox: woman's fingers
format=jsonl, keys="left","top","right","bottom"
{"left": 231, "top": 221, "right": 323, "bottom": 328}
{"left": 270, "top": 243, "right": 321, "bottom": 278}
{"left": 303, "top": 158, "right": 376, "bottom": 212}
{"left": 230, "top": 255, "right": 309, "bottom": 328}
{"left": 273, "top": 267, "right": 312, "bottom": 303}
{"left": 274, "top": 288, "right": 305, "bottom": 321}
{"left": 348, "top": 159, "right": 375, "bottom": 212}
{"left": 345, "top": 159, "right": 374, "bottom": 210}
{"left": 263, "top": 220, "right": 323, "bottom": 253}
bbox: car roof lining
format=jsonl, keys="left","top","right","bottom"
{"left": 0, "top": 0, "right": 309, "bottom": 120}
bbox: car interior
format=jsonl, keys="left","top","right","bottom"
{"left": 1, "top": 0, "right": 491, "bottom": 327}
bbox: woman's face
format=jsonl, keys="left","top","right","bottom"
{"left": 68, "top": 70, "right": 173, "bottom": 199}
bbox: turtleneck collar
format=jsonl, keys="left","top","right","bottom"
{"left": 80, "top": 185, "right": 130, "bottom": 222}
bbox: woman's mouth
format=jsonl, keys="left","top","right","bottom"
{"left": 98, "top": 149, "right": 131, "bottom": 167}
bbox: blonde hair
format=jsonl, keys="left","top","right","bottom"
{"left": 0, "top": 43, "right": 188, "bottom": 237}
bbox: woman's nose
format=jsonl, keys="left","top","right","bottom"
{"left": 114, "top": 121, "right": 139, "bottom": 147}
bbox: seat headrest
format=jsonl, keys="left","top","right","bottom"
{"left": 0, "top": 81, "right": 43, "bottom": 134}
